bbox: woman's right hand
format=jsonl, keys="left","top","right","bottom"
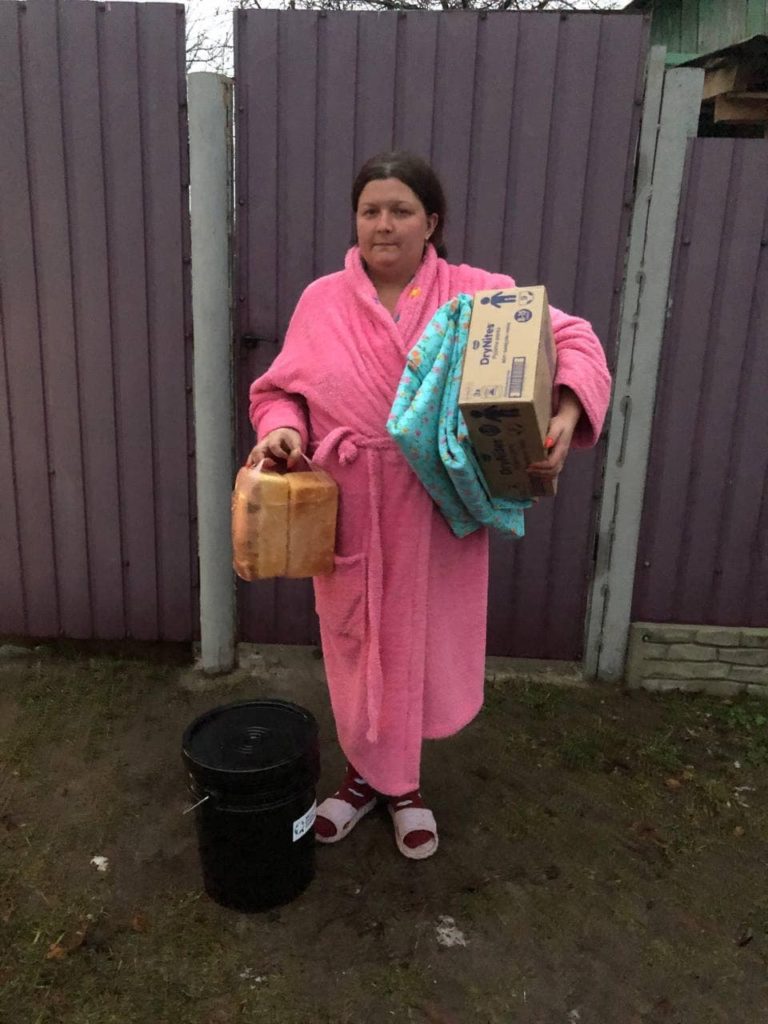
{"left": 246, "top": 428, "right": 303, "bottom": 470}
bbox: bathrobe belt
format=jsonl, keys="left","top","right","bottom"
{"left": 312, "top": 427, "right": 397, "bottom": 743}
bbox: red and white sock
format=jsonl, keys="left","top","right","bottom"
{"left": 388, "top": 789, "right": 434, "bottom": 850}
{"left": 314, "top": 763, "right": 378, "bottom": 840}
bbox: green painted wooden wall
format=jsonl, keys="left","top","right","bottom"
{"left": 646, "top": 0, "right": 767, "bottom": 56}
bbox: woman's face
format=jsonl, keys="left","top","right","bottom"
{"left": 355, "top": 178, "right": 438, "bottom": 284}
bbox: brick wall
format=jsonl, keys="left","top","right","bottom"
{"left": 626, "top": 623, "right": 768, "bottom": 697}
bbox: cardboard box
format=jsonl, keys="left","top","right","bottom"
{"left": 459, "top": 285, "right": 556, "bottom": 500}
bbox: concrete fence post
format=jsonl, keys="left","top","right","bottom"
{"left": 584, "top": 52, "right": 704, "bottom": 683}
{"left": 188, "top": 73, "right": 236, "bottom": 674}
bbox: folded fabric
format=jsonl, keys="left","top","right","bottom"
{"left": 387, "top": 293, "right": 531, "bottom": 539}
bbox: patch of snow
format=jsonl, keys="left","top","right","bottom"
{"left": 435, "top": 915, "right": 468, "bottom": 948}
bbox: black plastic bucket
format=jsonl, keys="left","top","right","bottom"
{"left": 182, "top": 699, "right": 320, "bottom": 912}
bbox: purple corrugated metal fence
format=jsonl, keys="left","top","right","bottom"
{"left": 235, "top": 10, "right": 648, "bottom": 658}
{"left": 0, "top": 0, "right": 195, "bottom": 641}
{"left": 633, "top": 138, "right": 768, "bottom": 628}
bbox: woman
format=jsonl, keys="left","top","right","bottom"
{"left": 247, "top": 152, "right": 611, "bottom": 860}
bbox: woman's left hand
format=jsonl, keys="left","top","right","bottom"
{"left": 527, "top": 387, "right": 583, "bottom": 482}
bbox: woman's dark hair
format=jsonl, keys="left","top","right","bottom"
{"left": 351, "top": 151, "right": 448, "bottom": 258}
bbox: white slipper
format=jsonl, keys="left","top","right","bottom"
{"left": 387, "top": 802, "right": 439, "bottom": 860}
{"left": 314, "top": 794, "right": 378, "bottom": 844}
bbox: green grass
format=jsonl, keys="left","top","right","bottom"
{"left": 557, "top": 730, "right": 607, "bottom": 771}
{"left": 634, "top": 729, "right": 685, "bottom": 773}
{"left": 508, "top": 681, "right": 570, "bottom": 717}
{"left": 707, "top": 699, "right": 768, "bottom": 767}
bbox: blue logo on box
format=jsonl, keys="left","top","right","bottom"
{"left": 514, "top": 309, "right": 532, "bottom": 323}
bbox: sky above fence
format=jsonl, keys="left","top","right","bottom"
{"left": 179, "top": 0, "right": 626, "bottom": 73}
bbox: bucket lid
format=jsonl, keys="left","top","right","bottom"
{"left": 182, "top": 699, "right": 317, "bottom": 776}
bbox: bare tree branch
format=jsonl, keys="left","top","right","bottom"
{"left": 185, "top": 0, "right": 235, "bottom": 74}
{"left": 218, "top": 0, "right": 616, "bottom": 16}
{"left": 185, "top": 0, "right": 622, "bottom": 73}
{"left": 284, "top": 0, "right": 619, "bottom": 12}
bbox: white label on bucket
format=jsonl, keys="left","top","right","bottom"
{"left": 292, "top": 801, "right": 317, "bottom": 842}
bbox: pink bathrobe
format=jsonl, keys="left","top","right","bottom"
{"left": 249, "top": 245, "right": 611, "bottom": 795}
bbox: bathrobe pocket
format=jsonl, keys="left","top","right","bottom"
{"left": 314, "top": 552, "right": 366, "bottom": 639}
{"left": 314, "top": 553, "right": 370, "bottom": 740}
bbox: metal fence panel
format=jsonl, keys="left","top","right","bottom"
{"left": 633, "top": 138, "right": 768, "bottom": 628}
{"left": 0, "top": 0, "right": 194, "bottom": 641}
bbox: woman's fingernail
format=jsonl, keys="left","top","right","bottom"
{"left": 544, "top": 436, "right": 555, "bottom": 449}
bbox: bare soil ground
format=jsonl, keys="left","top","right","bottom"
{"left": 1, "top": 643, "right": 768, "bottom": 1024}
